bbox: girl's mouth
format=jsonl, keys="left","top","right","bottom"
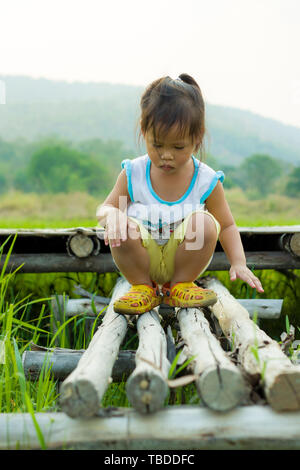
{"left": 160, "top": 164, "right": 174, "bottom": 171}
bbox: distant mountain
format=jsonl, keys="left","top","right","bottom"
{"left": 0, "top": 75, "right": 299, "bottom": 166}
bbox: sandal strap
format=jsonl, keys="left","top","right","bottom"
{"left": 162, "top": 282, "right": 213, "bottom": 299}
{"left": 117, "top": 283, "right": 160, "bottom": 302}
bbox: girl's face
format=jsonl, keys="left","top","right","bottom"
{"left": 143, "top": 126, "right": 200, "bottom": 174}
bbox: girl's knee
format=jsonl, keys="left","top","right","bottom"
{"left": 185, "top": 212, "right": 218, "bottom": 242}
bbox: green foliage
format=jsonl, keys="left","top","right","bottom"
{"left": 238, "top": 153, "right": 283, "bottom": 197}
{"left": 0, "top": 173, "right": 7, "bottom": 194}
{"left": 27, "top": 144, "right": 111, "bottom": 195}
{"left": 284, "top": 166, "right": 300, "bottom": 198}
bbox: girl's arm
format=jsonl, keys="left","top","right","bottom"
{"left": 205, "top": 181, "right": 264, "bottom": 292}
{"left": 96, "top": 169, "right": 130, "bottom": 247}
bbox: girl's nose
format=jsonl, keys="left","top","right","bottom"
{"left": 161, "top": 150, "right": 173, "bottom": 160}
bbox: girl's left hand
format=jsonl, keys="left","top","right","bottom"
{"left": 229, "top": 264, "right": 264, "bottom": 293}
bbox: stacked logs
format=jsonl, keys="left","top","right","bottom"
{"left": 23, "top": 276, "right": 300, "bottom": 417}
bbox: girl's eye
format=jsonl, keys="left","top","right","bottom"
{"left": 153, "top": 143, "right": 161, "bottom": 148}
{"left": 175, "top": 146, "right": 184, "bottom": 150}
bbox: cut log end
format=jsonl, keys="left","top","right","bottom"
{"left": 266, "top": 371, "right": 300, "bottom": 411}
{"left": 60, "top": 380, "right": 100, "bottom": 418}
{"left": 198, "top": 367, "right": 247, "bottom": 412}
{"left": 290, "top": 233, "right": 300, "bottom": 257}
{"left": 126, "top": 372, "right": 168, "bottom": 414}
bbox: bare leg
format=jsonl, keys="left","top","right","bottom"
{"left": 171, "top": 213, "right": 218, "bottom": 287}
{"left": 110, "top": 221, "right": 152, "bottom": 286}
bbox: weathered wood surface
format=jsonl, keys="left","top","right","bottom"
{"left": 1, "top": 406, "right": 300, "bottom": 450}
{"left": 55, "top": 297, "right": 283, "bottom": 320}
{"left": 238, "top": 225, "right": 300, "bottom": 234}
{"left": 0, "top": 227, "right": 103, "bottom": 236}
{"left": 204, "top": 277, "right": 300, "bottom": 411}
{"left": 22, "top": 349, "right": 136, "bottom": 382}
{"left": 1, "top": 224, "right": 299, "bottom": 236}
{"left": 59, "top": 277, "right": 128, "bottom": 418}
{"left": 237, "top": 299, "right": 283, "bottom": 319}
{"left": 67, "top": 233, "right": 100, "bottom": 258}
{"left": 52, "top": 296, "right": 109, "bottom": 318}
{"left": 177, "top": 307, "right": 246, "bottom": 411}
{"left": 126, "top": 309, "right": 171, "bottom": 414}
{"left": 279, "top": 233, "right": 300, "bottom": 257}
{"left": 2, "top": 250, "right": 300, "bottom": 273}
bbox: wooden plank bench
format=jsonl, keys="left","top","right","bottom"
{"left": 0, "top": 225, "right": 300, "bottom": 272}
{"left": 22, "top": 276, "right": 299, "bottom": 419}
{"left": 1, "top": 225, "right": 299, "bottom": 450}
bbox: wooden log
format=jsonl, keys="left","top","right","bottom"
{"left": 22, "top": 349, "right": 136, "bottom": 382}
{"left": 0, "top": 253, "right": 119, "bottom": 273}
{"left": 126, "top": 310, "right": 171, "bottom": 414}
{"left": 59, "top": 277, "right": 129, "bottom": 418}
{"left": 2, "top": 251, "right": 300, "bottom": 273}
{"left": 60, "top": 297, "right": 282, "bottom": 320}
{"left": 52, "top": 296, "right": 109, "bottom": 318}
{"left": 2, "top": 406, "right": 300, "bottom": 450}
{"left": 67, "top": 233, "right": 100, "bottom": 258}
{"left": 177, "top": 307, "right": 246, "bottom": 411}
{"left": 237, "top": 299, "right": 283, "bottom": 319}
{"left": 203, "top": 277, "right": 300, "bottom": 411}
{"left": 279, "top": 233, "right": 300, "bottom": 258}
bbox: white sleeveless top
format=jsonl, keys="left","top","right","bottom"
{"left": 122, "top": 154, "right": 225, "bottom": 245}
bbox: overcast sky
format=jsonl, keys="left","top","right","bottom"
{"left": 1, "top": 0, "right": 300, "bottom": 129}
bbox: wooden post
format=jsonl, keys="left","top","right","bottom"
{"left": 177, "top": 307, "right": 247, "bottom": 411}
{"left": 53, "top": 297, "right": 282, "bottom": 320}
{"left": 2, "top": 407, "right": 300, "bottom": 450}
{"left": 126, "top": 310, "right": 171, "bottom": 414}
{"left": 52, "top": 296, "right": 109, "bottom": 317}
{"left": 2, "top": 251, "right": 300, "bottom": 273}
{"left": 279, "top": 233, "right": 300, "bottom": 258}
{"left": 59, "top": 277, "right": 129, "bottom": 418}
{"left": 67, "top": 233, "right": 100, "bottom": 258}
{"left": 203, "top": 277, "right": 300, "bottom": 411}
{"left": 22, "top": 349, "right": 136, "bottom": 382}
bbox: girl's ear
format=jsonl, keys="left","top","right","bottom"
{"left": 194, "top": 141, "right": 201, "bottom": 153}
{"left": 140, "top": 120, "right": 145, "bottom": 137}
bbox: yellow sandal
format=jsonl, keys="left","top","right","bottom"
{"left": 162, "top": 281, "right": 217, "bottom": 308}
{"left": 113, "top": 281, "right": 162, "bottom": 315}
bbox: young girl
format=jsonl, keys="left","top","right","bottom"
{"left": 96, "top": 74, "right": 264, "bottom": 315}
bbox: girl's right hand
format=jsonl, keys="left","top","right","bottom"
{"left": 104, "top": 207, "right": 128, "bottom": 248}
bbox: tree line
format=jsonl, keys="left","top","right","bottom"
{"left": 0, "top": 137, "right": 299, "bottom": 199}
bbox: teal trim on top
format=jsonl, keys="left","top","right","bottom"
{"left": 200, "top": 170, "right": 225, "bottom": 204}
{"left": 146, "top": 155, "right": 200, "bottom": 206}
{"left": 121, "top": 159, "right": 134, "bottom": 202}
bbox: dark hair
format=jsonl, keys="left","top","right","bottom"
{"left": 139, "top": 74, "right": 207, "bottom": 160}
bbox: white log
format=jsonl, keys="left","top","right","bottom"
{"left": 126, "top": 310, "right": 171, "bottom": 414}
{"left": 67, "top": 233, "right": 100, "bottom": 258}
{"left": 54, "top": 297, "right": 109, "bottom": 317}
{"left": 279, "top": 233, "right": 300, "bottom": 257}
{"left": 237, "top": 299, "right": 283, "bottom": 319}
{"left": 59, "top": 277, "right": 129, "bottom": 418}
{"left": 203, "top": 277, "right": 300, "bottom": 411}
{"left": 177, "top": 308, "right": 246, "bottom": 411}
{"left": 2, "top": 406, "right": 300, "bottom": 450}
{"left": 59, "top": 297, "right": 282, "bottom": 320}
{"left": 290, "top": 233, "right": 300, "bottom": 257}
